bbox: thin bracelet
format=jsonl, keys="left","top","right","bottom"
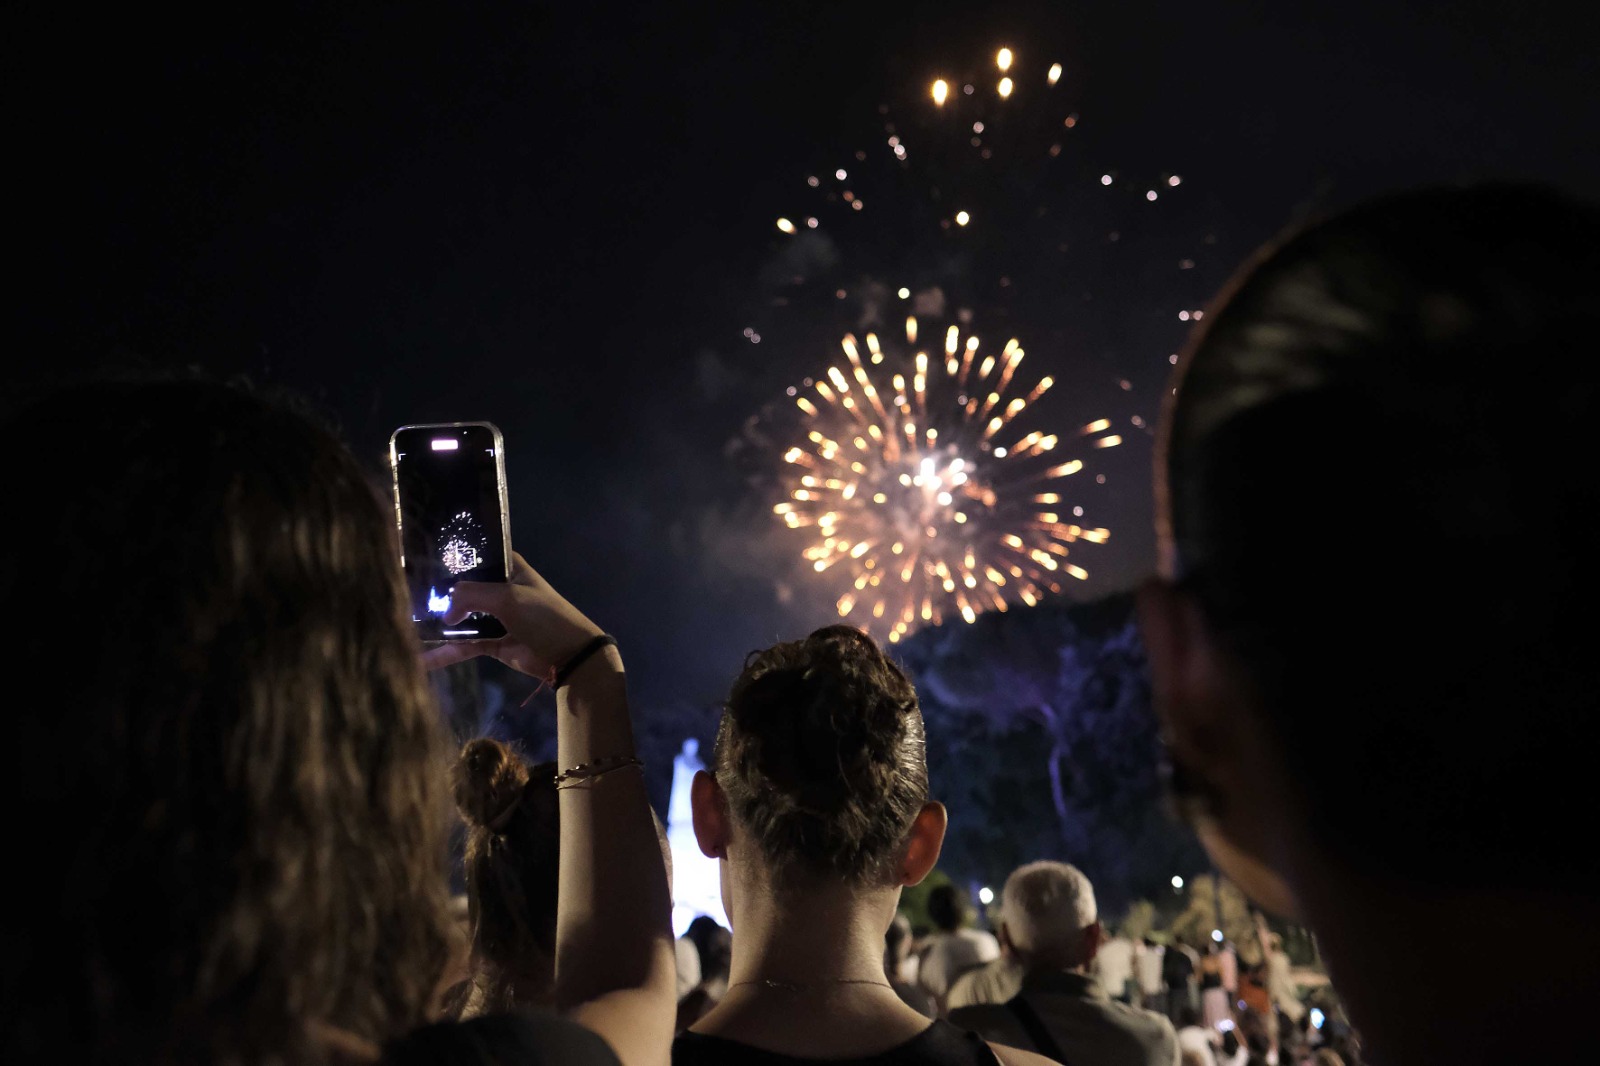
{"left": 553, "top": 633, "right": 618, "bottom": 689}
{"left": 555, "top": 761, "right": 645, "bottom": 791}
{"left": 552, "top": 754, "right": 643, "bottom": 786}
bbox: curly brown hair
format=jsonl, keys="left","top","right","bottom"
{"left": 0, "top": 380, "right": 455, "bottom": 1064}
{"left": 713, "top": 624, "right": 928, "bottom": 886}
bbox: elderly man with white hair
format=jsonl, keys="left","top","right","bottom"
{"left": 949, "top": 862, "right": 1179, "bottom": 1066}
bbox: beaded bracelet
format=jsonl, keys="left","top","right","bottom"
{"left": 552, "top": 754, "right": 643, "bottom": 788}
{"left": 554, "top": 760, "right": 644, "bottom": 791}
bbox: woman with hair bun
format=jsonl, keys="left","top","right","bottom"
{"left": 675, "top": 625, "right": 1051, "bottom": 1066}
{"left": 449, "top": 739, "right": 562, "bottom": 1017}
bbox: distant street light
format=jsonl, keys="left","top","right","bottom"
{"left": 1171, "top": 875, "right": 1184, "bottom": 890}
{"left": 978, "top": 886, "right": 995, "bottom": 905}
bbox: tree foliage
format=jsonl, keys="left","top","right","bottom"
{"left": 896, "top": 593, "right": 1207, "bottom": 915}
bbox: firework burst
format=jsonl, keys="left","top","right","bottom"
{"left": 774, "top": 316, "right": 1118, "bottom": 642}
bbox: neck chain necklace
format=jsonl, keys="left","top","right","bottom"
{"left": 728, "top": 976, "right": 895, "bottom": 992}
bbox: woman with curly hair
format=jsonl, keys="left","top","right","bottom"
{"left": 0, "top": 380, "right": 674, "bottom": 1066}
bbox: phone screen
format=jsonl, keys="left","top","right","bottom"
{"left": 391, "top": 422, "right": 510, "bottom": 641}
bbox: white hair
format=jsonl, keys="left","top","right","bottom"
{"left": 999, "top": 861, "right": 1098, "bottom": 957}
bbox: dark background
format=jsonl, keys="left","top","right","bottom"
{"left": 15, "top": 0, "right": 1598, "bottom": 711}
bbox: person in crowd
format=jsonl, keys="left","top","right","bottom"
{"left": 1237, "top": 963, "right": 1272, "bottom": 1029}
{"left": 886, "top": 914, "right": 938, "bottom": 1018}
{"left": 0, "top": 379, "right": 675, "bottom": 1066}
{"left": 450, "top": 739, "right": 561, "bottom": 1016}
{"left": 1094, "top": 924, "right": 1138, "bottom": 1004}
{"left": 1217, "top": 940, "right": 1238, "bottom": 1002}
{"left": 1233, "top": 1011, "right": 1272, "bottom": 1066}
{"left": 1260, "top": 934, "right": 1304, "bottom": 1039}
{"left": 949, "top": 861, "right": 1178, "bottom": 1066}
{"left": 1137, "top": 937, "right": 1166, "bottom": 1010}
{"left": 1198, "top": 941, "right": 1229, "bottom": 1030}
{"left": 1161, "top": 937, "right": 1196, "bottom": 1025}
{"left": 917, "top": 883, "right": 1002, "bottom": 1009}
{"left": 676, "top": 921, "right": 733, "bottom": 1031}
{"left": 1216, "top": 1027, "right": 1247, "bottom": 1066}
{"left": 676, "top": 625, "right": 1052, "bottom": 1065}
{"left": 676, "top": 934, "right": 703, "bottom": 1002}
{"left": 684, "top": 915, "right": 732, "bottom": 1001}
{"left": 1173, "top": 1007, "right": 1216, "bottom": 1066}
{"left": 944, "top": 949, "right": 1024, "bottom": 1012}
{"left": 1137, "top": 183, "right": 1600, "bottom": 1065}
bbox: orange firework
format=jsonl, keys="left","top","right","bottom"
{"left": 774, "top": 316, "right": 1117, "bottom": 642}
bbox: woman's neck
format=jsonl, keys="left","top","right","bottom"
{"left": 691, "top": 871, "right": 933, "bottom": 1057}
{"left": 725, "top": 874, "right": 895, "bottom": 986}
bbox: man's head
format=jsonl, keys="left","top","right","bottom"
{"left": 926, "top": 883, "right": 969, "bottom": 933}
{"left": 998, "top": 861, "right": 1101, "bottom": 972}
{"left": 1139, "top": 184, "right": 1600, "bottom": 916}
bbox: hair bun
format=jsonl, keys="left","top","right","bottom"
{"left": 453, "top": 738, "right": 530, "bottom": 830}
{"left": 717, "top": 625, "right": 929, "bottom": 880}
{"left": 730, "top": 626, "right": 912, "bottom": 812}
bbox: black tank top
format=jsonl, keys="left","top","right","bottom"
{"left": 673, "top": 1020, "right": 999, "bottom": 1066}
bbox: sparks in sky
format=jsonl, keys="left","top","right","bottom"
{"left": 774, "top": 316, "right": 1116, "bottom": 642}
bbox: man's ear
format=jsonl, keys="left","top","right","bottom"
{"left": 691, "top": 770, "right": 730, "bottom": 860}
{"left": 900, "top": 801, "right": 947, "bottom": 885}
{"left": 1081, "top": 920, "right": 1106, "bottom": 967}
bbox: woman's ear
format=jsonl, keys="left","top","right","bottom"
{"left": 1136, "top": 577, "right": 1302, "bottom": 920}
{"left": 1135, "top": 577, "right": 1203, "bottom": 747}
{"left": 691, "top": 770, "right": 730, "bottom": 860}
{"left": 1136, "top": 576, "right": 1239, "bottom": 801}
{"left": 899, "top": 801, "right": 947, "bottom": 885}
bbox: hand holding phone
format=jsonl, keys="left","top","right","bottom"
{"left": 390, "top": 422, "right": 512, "bottom": 641}
{"left": 420, "top": 552, "right": 605, "bottom": 678}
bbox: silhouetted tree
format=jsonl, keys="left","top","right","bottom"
{"left": 897, "top": 593, "right": 1206, "bottom": 914}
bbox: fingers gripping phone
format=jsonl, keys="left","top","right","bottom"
{"left": 390, "top": 422, "right": 512, "bottom": 641}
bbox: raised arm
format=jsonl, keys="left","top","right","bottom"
{"left": 427, "top": 555, "right": 676, "bottom": 1066}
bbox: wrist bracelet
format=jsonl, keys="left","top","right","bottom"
{"left": 552, "top": 754, "right": 643, "bottom": 787}
{"left": 555, "top": 760, "right": 644, "bottom": 790}
{"left": 553, "top": 633, "right": 618, "bottom": 689}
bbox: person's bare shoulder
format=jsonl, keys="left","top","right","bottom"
{"left": 988, "top": 1042, "right": 1062, "bottom": 1066}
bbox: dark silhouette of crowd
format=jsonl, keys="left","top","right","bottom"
{"left": 3, "top": 183, "right": 1593, "bottom": 1065}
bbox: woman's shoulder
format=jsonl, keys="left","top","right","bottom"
{"left": 384, "top": 1011, "right": 619, "bottom": 1066}
{"left": 675, "top": 1019, "right": 1000, "bottom": 1066}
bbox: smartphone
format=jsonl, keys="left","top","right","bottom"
{"left": 390, "top": 422, "right": 512, "bottom": 641}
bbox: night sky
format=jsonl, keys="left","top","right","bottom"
{"left": 18, "top": 1, "right": 1598, "bottom": 710}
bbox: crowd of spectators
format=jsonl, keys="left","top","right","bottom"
{"left": 4, "top": 183, "right": 1593, "bottom": 1065}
